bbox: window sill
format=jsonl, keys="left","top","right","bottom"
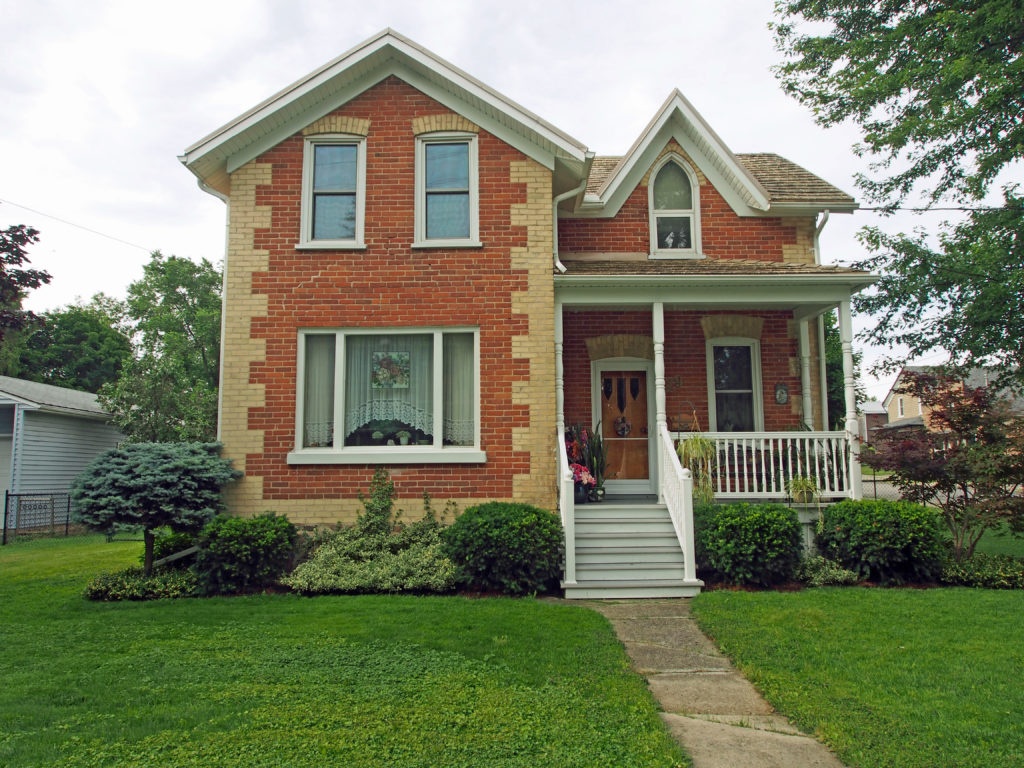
{"left": 286, "top": 448, "right": 487, "bottom": 465}
{"left": 649, "top": 251, "right": 706, "bottom": 260}
{"left": 295, "top": 241, "right": 367, "bottom": 251}
{"left": 411, "top": 240, "right": 483, "bottom": 249}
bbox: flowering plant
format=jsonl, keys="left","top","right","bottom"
{"left": 570, "top": 463, "right": 596, "bottom": 487}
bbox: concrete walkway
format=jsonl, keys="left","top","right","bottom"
{"left": 580, "top": 599, "right": 848, "bottom": 768}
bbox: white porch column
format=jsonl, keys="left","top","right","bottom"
{"left": 652, "top": 302, "right": 667, "bottom": 432}
{"left": 798, "top": 319, "right": 814, "bottom": 430}
{"left": 818, "top": 315, "right": 830, "bottom": 429}
{"left": 838, "top": 299, "right": 863, "bottom": 499}
{"left": 555, "top": 302, "right": 565, "bottom": 437}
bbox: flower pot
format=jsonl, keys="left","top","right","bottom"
{"left": 589, "top": 487, "right": 605, "bottom": 503}
{"left": 573, "top": 484, "right": 589, "bottom": 504}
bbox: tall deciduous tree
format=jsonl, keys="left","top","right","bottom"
{"left": 0, "top": 224, "right": 51, "bottom": 342}
{"left": 773, "top": 1, "right": 1024, "bottom": 385}
{"left": 99, "top": 252, "right": 222, "bottom": 442}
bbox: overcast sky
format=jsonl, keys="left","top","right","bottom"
{"left": 0, "top": 0, "right": 944, "bottom": 400}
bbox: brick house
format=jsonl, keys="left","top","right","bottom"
{"left": 181, "top": 30, "right": 875, "bottom": 597}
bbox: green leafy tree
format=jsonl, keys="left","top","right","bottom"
{"left": 71, "top": 442, "right": 240, "bottom": 574}
{"left": 859, "top": 370, "right": 1024, "bottom": 560}
{"left": 773, "top": 1, "right": 1024, "bottom": 385}
{"left": 99, "top": 252, "right": 222, "bottom": 441}
{"left": 0, "top": 224, "right": 51, "bottom": 342}
{"left": 11, "top": 297, "right": 131, "bottom": 392}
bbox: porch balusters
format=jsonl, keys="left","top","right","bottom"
{"left": 658, "top": 424, "right": 699, "bottom": 583}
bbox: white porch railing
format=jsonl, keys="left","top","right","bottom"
{"left": 557, "top": 433, "right": 576, "bottom": 585}
{"left": 675, "top": 431, "right": 853, "bottom": 500}
{"left": 658, "top": 424, "right": 700, "bottom": 583}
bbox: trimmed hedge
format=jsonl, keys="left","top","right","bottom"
{"left": 941, "top": 552, "right": 1024, "bottom": 589}
{"left": 84, "top": 567, "right": 199, "bottom": 601}
{"left": 696, "top": 503, "right": 802, "bottom": 587}
{"left": 441, "top": 502, "right": 563, "bottom": 596}
{"left": 818, "top": 500, "right": 945, "bottom": 585}
{"left": 193, "top": 513, "right": 297, "bottom": 594}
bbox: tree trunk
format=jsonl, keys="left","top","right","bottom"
{"left": 143, "top": 528, "right": 155, "bottom": 575}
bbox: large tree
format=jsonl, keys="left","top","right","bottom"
{"left": 0, "top": 224, "right": 51, "bottom": 342}
{"left": 99, "top": 252, "right": 222, "bottom": 442}
{"left": 773, "top": 1, "right": 1024, "bottom": 384}
{"left": 9, "top": 297, "right": 132, "bottom": 392}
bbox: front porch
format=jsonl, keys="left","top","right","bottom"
{"left": 553, "top": 275, "right": 871, "bottom": 598}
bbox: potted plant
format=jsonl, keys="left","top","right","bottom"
{"left": 677, "top": 433, "right": 716, "bottom": 506}
{"left": 570, "top": 463, "right": 596, "bottom": 504}
{"left": 396, "top": 430, "right": 411, "bottom": 446}
{"left": 587, "top": 424, "right": 608, "bottom": 502}
{"left": 786, "top": 475, "right": 818, "bottom": 504}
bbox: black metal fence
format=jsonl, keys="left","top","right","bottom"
{"left": 2, "top": 491, "right": 81, "bottom": 544}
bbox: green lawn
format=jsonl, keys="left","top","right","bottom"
{"left": 0, "top": 537, "right": 686, "bottom": 768}
{"left": 974, "top": 524, "right": 1024, "bottom": 558}
{"left": 693, "top": 588, "right": 1024, "bottom": 768}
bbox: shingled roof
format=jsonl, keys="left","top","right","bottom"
{"left": 585, "top": 153, "right": 853, "bottom": 207}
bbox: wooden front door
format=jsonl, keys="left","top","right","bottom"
{"left": 599, "top": 370, "right": 650, "bottom": 481}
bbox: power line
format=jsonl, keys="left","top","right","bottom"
{"left": 859, "top": 205, "right": 1023, "bottom": 213}
{"left": 0, "top": 197, "right": 153, "bottom": 253}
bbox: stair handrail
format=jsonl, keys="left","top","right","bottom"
{"left": 558, "top": 432, "right": 576, "bottom": 585}
{"left": 658, "top": 423, "right": 700, "bottom": 583}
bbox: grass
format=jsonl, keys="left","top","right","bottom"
{"left": 693, "top": 588, "right": 1024, "bottom": 768}
{"left": 0, "top": 536, "right": 687, "bottom": 768}
{"left": 973, "top": 523, "right": 1024, "bottom": 558}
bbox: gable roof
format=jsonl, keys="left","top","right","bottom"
{"left": 181, "top": 29, "right": 590, "bottom": 197}
{"left": 0, "top": 376, "right": 110, "bottom": 418}
{"left": 882, "top": 365, "right": 1024, "bottom": 412}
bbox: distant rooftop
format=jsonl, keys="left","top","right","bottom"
{"left": 0, "top": 376, "right": 109, "bottom": 417}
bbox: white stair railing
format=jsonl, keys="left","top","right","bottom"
{"left": 658, "top": 424, "right": 699, "bottom": 583}
{"left": 557, "top": 434, "right": 576, "bottom": 585}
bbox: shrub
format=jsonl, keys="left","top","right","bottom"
{"left": 697, "top": 503, "right": 802, "bottom": 587}
{"left": 84, "top": 567, "right": 199, "bottom": 601}
{"left": 818, "top": 500, "right": 945, "bottom": 585}
{"left": 796, "top": 556, "right": 859, "bottom": 587}
{"left": 283, "top": 469, "right": 455, "bottom": 595}
{"left": 441, "top": 502, "right": 563, "bottom": 596}
{"left": 71, "top": 441, "right": 241, "bottom": 574}
{"left": 193, "top": 513, "right": 297, "bottom": 594}
{"left": 941, "top": 552, "right": 1024, "bottom": 589}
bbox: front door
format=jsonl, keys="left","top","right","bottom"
{"left": 596, "top": 365, "right": 653, "bottom": 493}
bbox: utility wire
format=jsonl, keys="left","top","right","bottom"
{"left": 0, "top": 197, "right": 153, "bottom": 253}
{"left": 859, "top": 205, "right": 1023, "bottom": 212}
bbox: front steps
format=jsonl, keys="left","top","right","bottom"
{"left": 563, "top": 503, "right": 703, "bottom": 599}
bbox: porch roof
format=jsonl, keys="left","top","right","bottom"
{"left": 554, "top": 259, "right": 877, "bottom": 315}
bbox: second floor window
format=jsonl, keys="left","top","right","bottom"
{"left": 650, "top": 156, "right": 700, "bottom": 257}
{"left": 300, "top": 135, "right": 366, "bottom": 248}
{"left": 415, "top": 133, "right": 479, "bottom": 246}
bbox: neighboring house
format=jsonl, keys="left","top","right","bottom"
{"left": 181, "top": 30, "right": 875, "bottom": 596}
{"left": 858, "top": 400, "right": 888, "bottom": 448}
{"left": 882, "top": 365, "right": 1024, "bottom": 431}
{"left": 0, "top": 376, "right": 123, "bottom": 533}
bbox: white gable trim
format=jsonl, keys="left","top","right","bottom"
{"left": 578, "top": 90, "right": 771, "bottom": 218}
{"left": 184, "top": 30, "right": 585, "bottom": 185}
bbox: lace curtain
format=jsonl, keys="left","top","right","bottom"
{"left": 303, "top": 335, "right": 335, "bottom": 447}
{"left": 344, "top": 334, "right": 434, "bottom": 439}
{"left": 442, "top": 332, "right": 474, "bottom": 445}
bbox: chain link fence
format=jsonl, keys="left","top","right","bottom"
{"left": 861, "top": 473, "right": 903, "bottom": 501}
{"left": 2, "top": 492, "right": 86, "bottom": 544}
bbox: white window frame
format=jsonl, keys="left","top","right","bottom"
{"left": 898, "top": 397, "right": 905, "bottom": 418}
{"left": 288, "top": 327, "right": 485, "bottom": 464}
{"left": 649, "top": 154, "right": 702, "bottom": 259}
{"left": 413, "top": 132, "right": 481, "bottom": 248}
{"left": 297, "top": 134, "right": 366, "bottom": 249}
{"left": 706, "top": 337, "right": 764, "bottom": 431}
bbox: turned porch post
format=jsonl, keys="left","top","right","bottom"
{"left": 838, "top": 299, "right": 863, "bottom": 499}
{"left": 555, "top": 302, "right": 565, "bottom": 437}
{"left": 652, "top": 302, "right": 667, "bottom": 431}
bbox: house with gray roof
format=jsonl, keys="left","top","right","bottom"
{"left": 0, "top": 376, "right": 123, "bottom": 536}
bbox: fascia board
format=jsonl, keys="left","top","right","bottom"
{"left": 592, "top": 91, "right": 771, "bottom": 217}
{"left": 188, "top": 30, "right": 585, "bottom": 181}
{"left": 554, "top": 273, "right": 878, "bottom": 306}
{"left": 763, "top": 201, "right": 859, "bottom": 216}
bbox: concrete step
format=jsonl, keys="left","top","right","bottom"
{"left": 562, "top": 579, "right": 704, "bottom": 599}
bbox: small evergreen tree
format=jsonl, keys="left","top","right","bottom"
{"left": 71, "top": 442, "right": 241, "bottom": 573}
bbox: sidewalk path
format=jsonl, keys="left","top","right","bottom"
{"left": 580, "top": 599, "right": 848, "bottom": 768}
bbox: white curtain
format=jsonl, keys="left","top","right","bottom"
{"left": 303, "top": 335, "right": 335, "bottom": 447}
{"left": 344, "top": 334, "right": 434, "bottom": 439}
{"left": 443, "top": 332, "right": 474, "bottom": 445}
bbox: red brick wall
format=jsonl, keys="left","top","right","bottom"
{"left": 562, "top": 309, "right": 801, "bottom": 432}
{"left": 241, "top": 77, "right": 536, "bottom": 501}
{"left": 558, "top": 179, "right": 800, "bottom": 261}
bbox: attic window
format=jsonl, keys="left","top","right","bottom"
{"left": 649, "top": 156, "right": 701, "bottom": 258}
